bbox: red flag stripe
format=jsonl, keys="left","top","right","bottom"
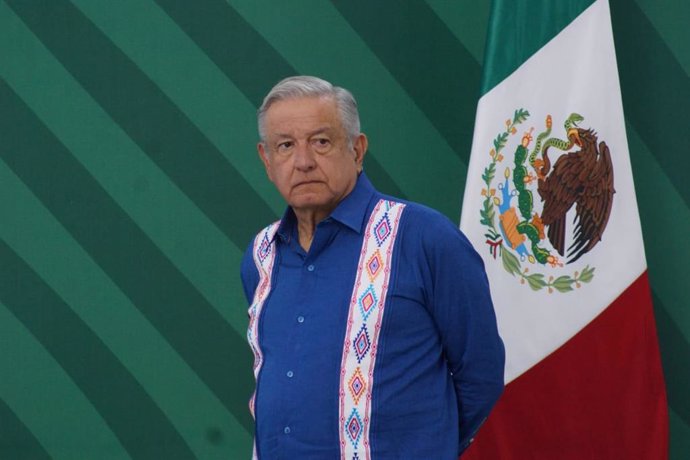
{"left": 464, "top": 271, "right": 668, "bottom": 459}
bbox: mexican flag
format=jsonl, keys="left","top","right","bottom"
{"left": 459, "top": 0, "right": 668, "bottom": 458}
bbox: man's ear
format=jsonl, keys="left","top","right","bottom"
{"left": 352, "top": 133, "right": 368, "bottom": 173}
{"left": 257, "top": 142, "right": 274, "bottom": 182}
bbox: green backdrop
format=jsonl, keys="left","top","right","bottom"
{"left": 1, "top": 0, "right": 688, "bottom": 458}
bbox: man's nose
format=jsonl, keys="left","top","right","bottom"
{"left": 293, "top": 142, "right": 317, "bottom": 170}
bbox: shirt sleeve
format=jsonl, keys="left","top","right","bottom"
{"left": 240, "top": 239, "right": 259, "bottom": 305}
{"left": 421, "top": 212, "right": 505, "bottom": 455}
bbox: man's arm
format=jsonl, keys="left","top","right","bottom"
{"left": 424, "top": 216, "right": 505, "bottom": 454}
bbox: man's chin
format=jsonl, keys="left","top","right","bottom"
{"left": 290, "top": 196, "right": 329, "bottom": 208}
{"left": 288, "top": 194, "right": 337, "bottom": 213}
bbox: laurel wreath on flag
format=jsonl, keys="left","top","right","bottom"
{"left": 480, "top": 109, "right": 595, "bottom": 293}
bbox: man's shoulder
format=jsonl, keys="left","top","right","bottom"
{"left": 377, "top": 195, "right": 459, "bottom": 235}
{"left": 373, "top": 194, "right": 476, "bottom": 253}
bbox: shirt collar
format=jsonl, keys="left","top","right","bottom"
{"left": 275, "top": 172, "right": 376, "bottom": 242}
{"left": 330, "top": 172, "right": 376, "bottom": 234}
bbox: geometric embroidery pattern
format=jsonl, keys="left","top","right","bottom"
{"left": 373, "top": 213, "right": 392, "bottom": 247}
{"left": 353, "top": 324, "right": 371, "bottom": 363}
{"left": 357, "top": 285, "right": 378, "bottom": 322}
{"left": 247, "top": 220, "right": 281, "bottom": 422}
{"left": 345, "top": 408, "right": 364, "bottom": 448}
{"left": 365, "top": 250, "right": 383, "bottom": 282}
{"left": 248, "top": 220, "right": 281, "bottom": 460}
{"left": 348, "top": 367, "right": 366, "bottom": 405}
{"left": 339, "top": 199, "right": 406, "bottom": 460}
{"left": 257, "top": 232, "right": 271, "bottom": 263}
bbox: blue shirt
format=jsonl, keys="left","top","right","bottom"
{"left": 241, "top": 173, "right": 504, "bottom": 459}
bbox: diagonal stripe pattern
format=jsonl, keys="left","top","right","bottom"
{"left": 0, "top": 0, "right": 688, "bottom": 457}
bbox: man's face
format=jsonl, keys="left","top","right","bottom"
{"left": 258, "top": 96, "right": 367, "bottom": 219}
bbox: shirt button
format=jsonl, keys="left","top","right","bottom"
{"left": 297, "top": 316, "right": 305, "bottom": 323}
{"left": 286, "top": 370, "right": 294, "bottom": 378}
{"left": 284, "top": 426, "right": 291, "bottom": 434}
{"left": 306, "top": 264, "right": 315, "bottom": 272}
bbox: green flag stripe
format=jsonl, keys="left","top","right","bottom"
{"left": 479, "top": 0, "right": 595, "bottom": 96}
{"left": 653, "top": 293, "right": 690, "bottom": 426}
{"left": 0, "top": 398, "right": 51, "bottom": 460}
{"left": 0, "top": 242, "right": 194, "bottom": 459}
{"left": 0, "top": 301, "right": 128, "bottom": 459}
{"left": 611, "top": 0, "right": 690, "bottom": 210}
{"left": 0, "top": 80, "right": 254, "bottom": 433}
{"left": 153, "top": 0, "right": 406, "bottom": 200}
{"left": 0, "top": 161, "right": 251, "bottom": 457}
{"left": 5, "top": 0, "right": 275, "bottom": 248}
{"left": 226, "top": 0, "right": 463, "bottom": 218}
{"left": 0, "top": 1, "right": 248, "bottom": 336}
{"left": 330, "top": 0, "right": 480, "bottom": 165}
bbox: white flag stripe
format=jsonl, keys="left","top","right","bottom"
{"left": 461, "top": 0, "right": 645, "bottom": 383}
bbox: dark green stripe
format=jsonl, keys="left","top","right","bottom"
{"left": 154, "top": 0, "right": 284, "bottom": 107}
{"left": 0, "top": 79, "right": 253, "bottom": 433}
{"left": 611, "top": 0, "right": 690, "bottom": 209}
{"left": 359, "top": 159, "right": 407, "bottom": 198}
{"left": 6, "top": 0, "right": 273, "bottom": 248}
{"left": 0, "top": 398, "right": 50, "bottom": 460}
{"left": 632, "top": 0, "right": 690, "bottom": 76}
{"left": 424, "top": 0, "right": 490, "bottom": 63}
{"left": 652, "top": 291, "right": 690, "bottom": 426}
{"left": 626, "top": 122, "right": 689, "bottom": 377}
{"left": 0, "top": 241, "right": 193, "bottom": 459}
{"left": 153, "top": 0, "right": 406, "bottom": 199}
{"left": 330, "top": 0, "right": 481, "bottom": 164}
{"left": 479, "top": 0, "right": 594, "bottom": 96}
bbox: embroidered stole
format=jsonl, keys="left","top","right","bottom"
{"left": 248, "top": 199, "right": 406, "bottom": 460}
{"left": 338, "top": 199, "right": 405, "bottom": 460}
{"left": 247, "top": 221, "right": 280, "bottom": 417}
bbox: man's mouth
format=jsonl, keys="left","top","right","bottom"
{"left": 294, "top": 180, "right": 322, "bottom": 187}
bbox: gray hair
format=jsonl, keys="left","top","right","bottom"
{"left": 257, "top": 76, "right": 361, "bottom": 144}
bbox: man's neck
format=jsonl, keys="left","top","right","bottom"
{"left": 294, "top": 208, "right": 329, "bottom": 252}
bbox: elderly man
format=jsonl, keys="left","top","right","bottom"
{"left": 241, "top": 76, "right": 504, "bottom": 459}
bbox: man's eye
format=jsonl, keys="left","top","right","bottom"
{"left": 277, "top": 141, "right": 293, "bottom": 152}
{"left": 312, "top": 138, "right": 331, "bottom": 150}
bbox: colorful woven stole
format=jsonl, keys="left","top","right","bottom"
{"left": 247, "top": 221, "right": 280, "bottom": 460}
{"left": 247, "top": 220, "right": 280, "bottom": 460}
{"left": 339, "top": 199, "right": 406, "bottom": 460}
